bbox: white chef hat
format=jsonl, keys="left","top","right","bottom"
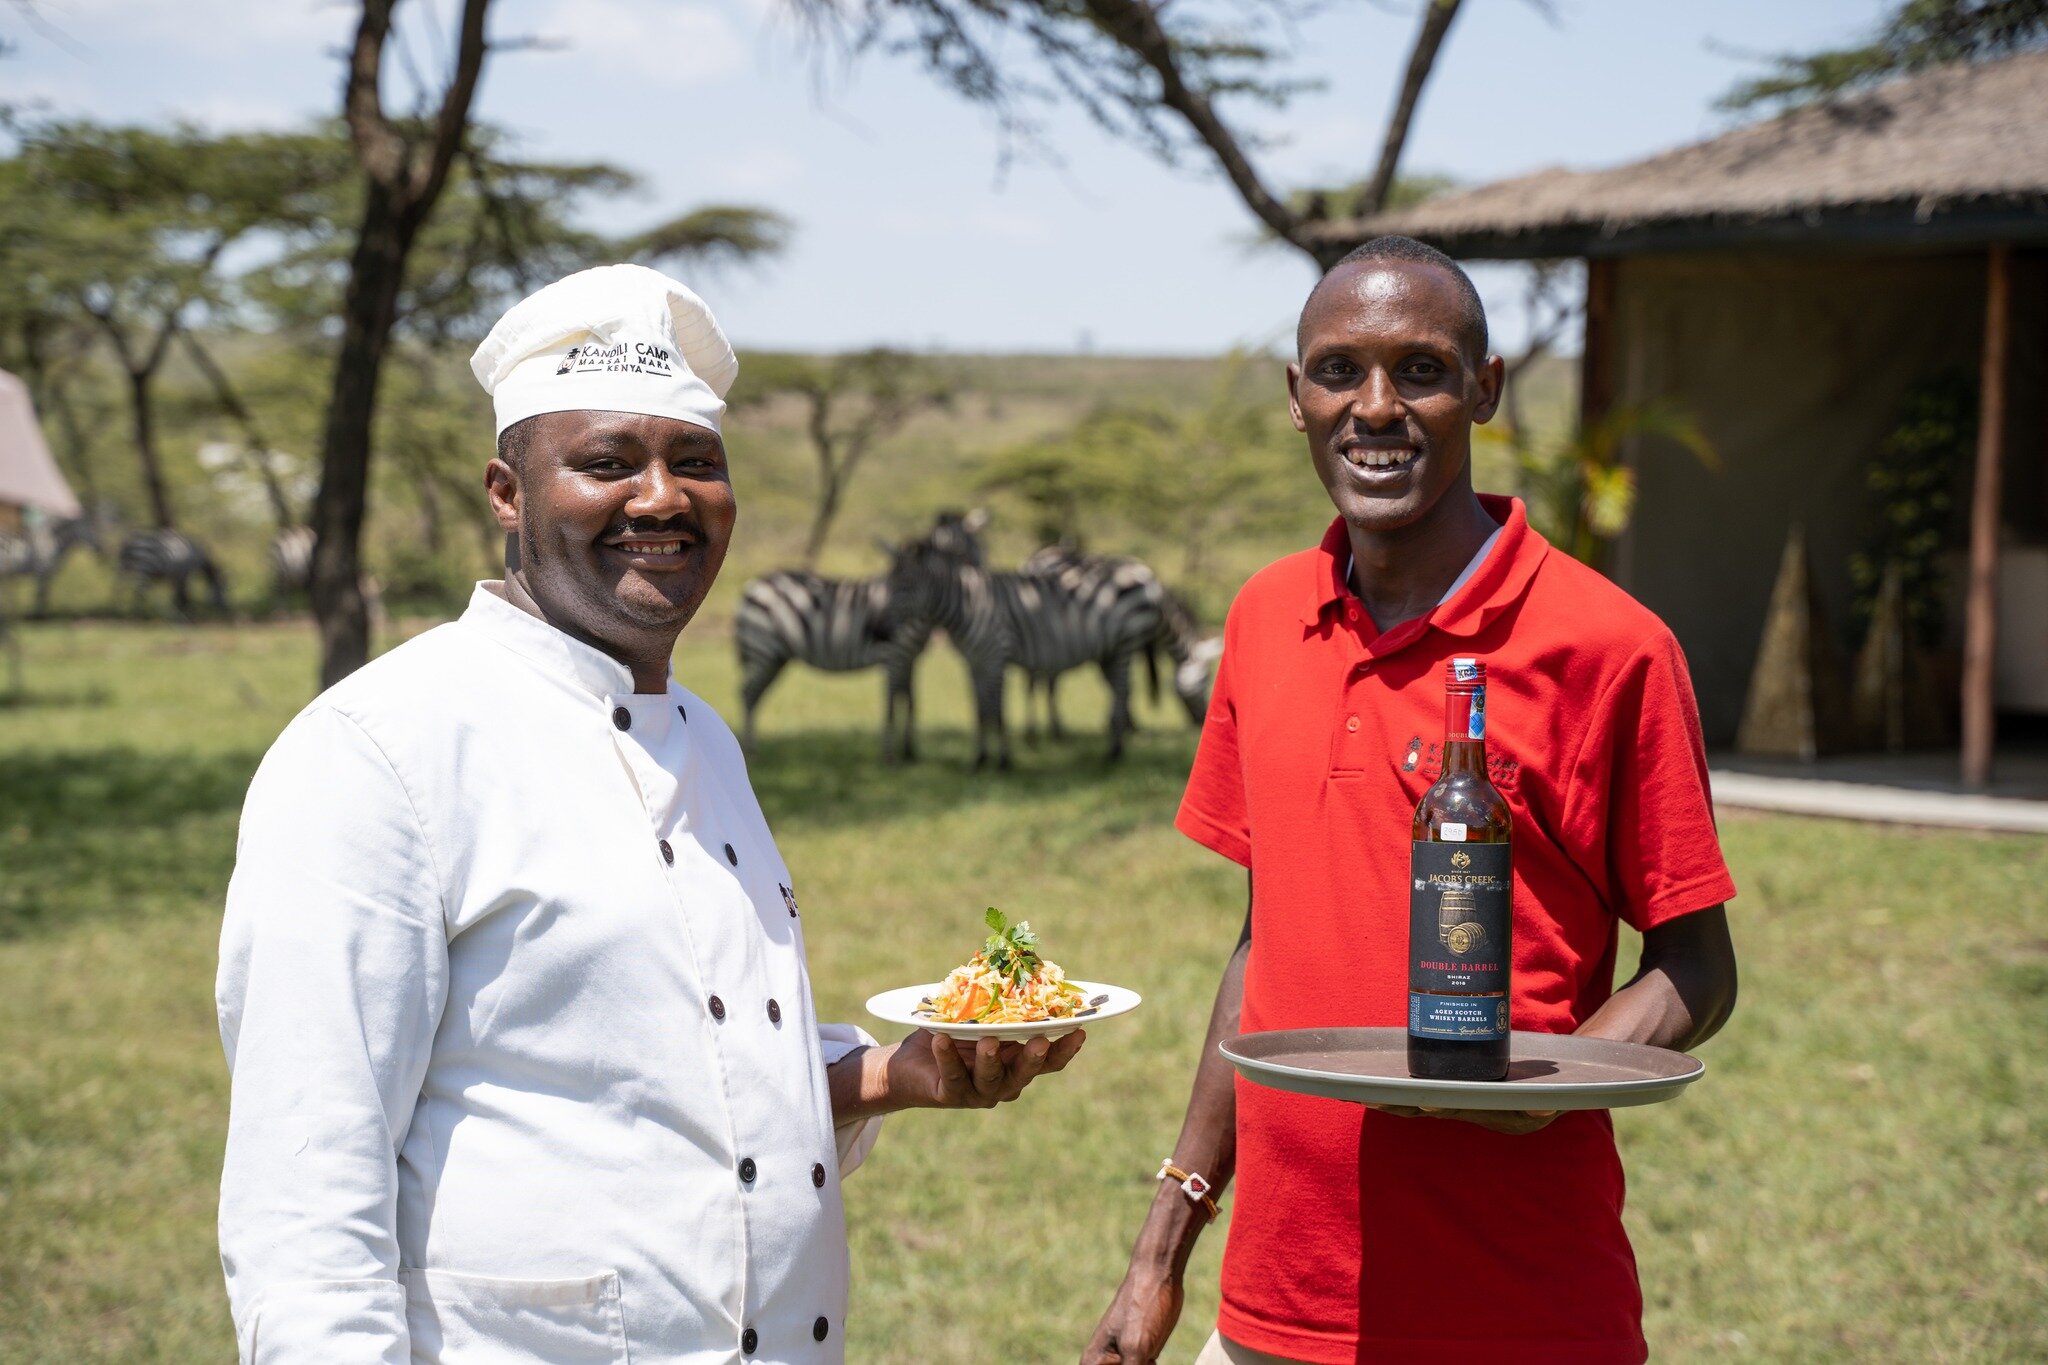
{"left": 470, "top": 263, "right": 739, "bottom": 438}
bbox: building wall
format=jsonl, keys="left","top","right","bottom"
{"left": 1606, "top": 248, "right": 2046, "bottom": 746}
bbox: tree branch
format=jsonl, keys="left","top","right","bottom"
{"left": 410, "top": 0, "right": 493, "bottom": 212}
{"left": 344, "top": 0, "right": 408, "bottom": 186}
{"left": 1359, "top": 0, "right": 1462, "bottom": 216}
{"left": 179, "top": 327, "right": 296, "bottom": 530}
{"left": 1076, "top": 0, "right": 1311, "bottom": 258}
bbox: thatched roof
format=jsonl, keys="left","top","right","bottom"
{"left": 1313, "top": 50, "right": 2048, "bottom": 260}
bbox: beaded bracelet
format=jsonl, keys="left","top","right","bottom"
{"left": 1156, "top": 1158, "right": 1220, "bottom": 1222}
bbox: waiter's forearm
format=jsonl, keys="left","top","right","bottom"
{"left": 1576, "top": 904, "right": 1737, "bottom": 1052}
{"left": 1132, "top": 910, "right": 1250, "bottom": 1276}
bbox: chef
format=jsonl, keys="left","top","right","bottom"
{"left": 216, "top": 264, "right": 1085, "bottom": 1364}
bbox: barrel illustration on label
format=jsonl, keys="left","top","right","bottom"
{"left": 1408, "top": 657, "right": 1512, "bottom": 1081}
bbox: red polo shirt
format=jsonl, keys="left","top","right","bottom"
{"left": 1179, "top": 496, "right": 1735, "bottom": 1364}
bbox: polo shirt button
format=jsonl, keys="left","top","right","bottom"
{"left": 813, "top": 1316, "right": 829, "bottom": 1342}
{"left": 708, "top": 995, "right": 726, "bottom": 1020}
{"left": 1345, "top": 602, "right": 1359, "bottom": 621}
{"left": 739, "top": 1156, "right": 757, "bottom": 1184}
{"left": 724, "top": 843, "right": 738, "bottom": 866}
{"left": 767, "top": 999, "right": 782, "bottom": 1024}
{"left": 811, "top": 1162, "right": 826, "bottom": 1188}
{"left": 1346, "top": 715, "right": 1360, "bottom": 732}
{"left": 611, "top": 706, "right": 631, "bottom": 731}
{"left": 741, "top": 1327, "right": 757, "bottom": 1354}
{"left": 659, "top": 839, "right": 674, "bottom": 865}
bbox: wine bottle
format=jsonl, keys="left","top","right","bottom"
{"left": 1408, "top": 657, "right": 1513, "bottom": 1081}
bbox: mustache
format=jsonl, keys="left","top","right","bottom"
{"left": 602, "top": 514, "right": 706, "bottom": 541}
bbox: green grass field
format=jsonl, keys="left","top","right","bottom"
{"left": 3, "top": 618, "right": 2045, "bottom": 1362}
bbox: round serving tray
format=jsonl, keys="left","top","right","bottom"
{"left": 1220, "top": 1027, "right": 1703, "bottom": 1111}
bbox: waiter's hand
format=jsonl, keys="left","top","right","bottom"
{"left": 1365, "top": 1104, "right": 1558, "bottom": 1135}
{"left": 899, "top": 1029, "right": 1086, "bottom": 1110}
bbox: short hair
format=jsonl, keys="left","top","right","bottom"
{"left": 1298, "top": 234, "right": 1489, "bottom": 362}
{"left": 496, "top": 416, "right": 536, "bottom": 472}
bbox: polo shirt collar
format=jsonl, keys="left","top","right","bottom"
{"left": 462, "top": 580, "right": 643, "bottom": 699}
{"left": 1302, "top": 494, "right": 1548, "bottom": 640}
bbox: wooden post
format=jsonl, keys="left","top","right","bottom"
{"left": 1961, "top": 245, "right": 2011, "bottom": 788}
{"left": 1579, "top": 257, "right": 1617, "bottom": 433}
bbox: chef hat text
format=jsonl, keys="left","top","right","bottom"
{"left": 470, "top": 264, "right": 739, "bottom": 439}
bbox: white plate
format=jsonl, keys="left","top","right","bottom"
{"left": 865, "top": 980, "right": 1142, "bottom": 1040}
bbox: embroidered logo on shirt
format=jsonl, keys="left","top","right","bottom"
{"left": 1401, "top": 735, "right": 1522, "bottom": 789}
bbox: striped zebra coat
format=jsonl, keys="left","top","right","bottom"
{"left": 1017, "top": 545, "right": 1220, "bottom": 736}
{"left": 734, "top": 571, "right": 936, "bottom": 761}
{"left": 886, "top": 537, "right": 1164, "bottom": 767}
{"left": 0, "top": 512, "right": 104, "bottom": 616}
{"left": 117, "top": 529, "right": 230, "bottom": 618}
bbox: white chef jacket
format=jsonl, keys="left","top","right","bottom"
{"left": 218, "top": 583, "right": 881, "bottom": 1364}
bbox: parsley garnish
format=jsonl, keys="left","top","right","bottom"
{"left": 981, "top": 907, "right": 1043, "bottom": 986}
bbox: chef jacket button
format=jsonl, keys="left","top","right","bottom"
{"left": 724, "top": 842, "right": 738, "bottom": 866}
{"left": 813, "top": 1316, "right": 830, "bottom": 1342}
{"left": 709, "top": 995, "right": 726, "bottom": 1021}
{"left": 659, "top": 840, "right": 674, "bottom": 866}
{"left": 611, "top": 706, "right": 631, "bottom": 731}
{"left": 767, "top": 999, "right": 782, "bottom": 1024}
{"left": 740, "top": 1327, "right": 757, "bottom": 1354}
{"left": 739, "top": 1156, "right": 757, "bottom": 1184}
{"left": 811, "top": 1162, "right": 826, "bottom": 1188}
{"left": 1346, "top": 714, "right": 1361, "bottom": 732}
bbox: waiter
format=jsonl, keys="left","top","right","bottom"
{"left": 217, "top": 264, "right": 1083, "bottom": 1363}
{"left": 1084, "top": 236, "right": 1739, "bottom": 1364}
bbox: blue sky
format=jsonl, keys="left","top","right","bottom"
{"left": 6, "top": 0, "right": 1886, "bottom": 354}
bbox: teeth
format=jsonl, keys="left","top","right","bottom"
{"left": 1346, "top": 448, "right": 1415, "bottom": 469}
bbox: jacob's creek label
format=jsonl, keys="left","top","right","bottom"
{"left": 1407, "top": 840, "right": 1511, "bottom": 1040}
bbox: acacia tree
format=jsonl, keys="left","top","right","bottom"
{"left": 736, "top": 350, "right": 953, "bottom": 567}
{"left": 799, "top": 0, "right": 1478, "bottom": 268}
{"left": 1, "top": 120, "right": 340, "bottom": 529}
{"left": 309, "top": 0, "right": 495, "bottom": 687}
{"left": 1721, "top": 0, "right": 2048, "bottom": 110}
{"left": 307, "top": 2, "right": 793, "bottom": 683}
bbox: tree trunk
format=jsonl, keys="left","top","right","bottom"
{"left": 311, "top": 191, "right": 411, "bottom": 688}
{"left": 126, "top": 368, "right": 176, "bottom": 531}
{"left": 801, "top": 472, "right": 845, "bottom": 569}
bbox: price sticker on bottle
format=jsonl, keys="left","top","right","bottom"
{"left": 1439, "top": 822, "right": 1468, "bottom": 842}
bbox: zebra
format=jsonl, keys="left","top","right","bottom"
{"left": 884, "top": 531, "right": 1164, "bottom": 768}
{"left": 734, "top": 509, "right": 987, "bottom": 761}
{"left": 116, "top": 529, "right": 230, "bottom": 619}
{"left": 1015, "top": 545, "right": 1221, "bottom": 739}
{"left": 0, "top": 511, "right": 106, "bottom": 616}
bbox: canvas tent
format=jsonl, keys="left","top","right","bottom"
{"left": 0, "top": 369, "right": 81, "bottom": 527}
{"left": 1318, "top": 51, "right": 2048, "bottom": 786}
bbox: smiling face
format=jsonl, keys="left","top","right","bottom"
{"left": 1287, "top": 258, "right": 1502, "bottom": 536}
{"left": 485, "top": 409, "right": 737, "bottom": 668}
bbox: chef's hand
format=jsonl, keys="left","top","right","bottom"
{"left": 900, "top": 1029, "right": 1086, "bottom": 1110}
{"left": 1364, "top": 1104, "right": 1558, "bottom": 1135}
